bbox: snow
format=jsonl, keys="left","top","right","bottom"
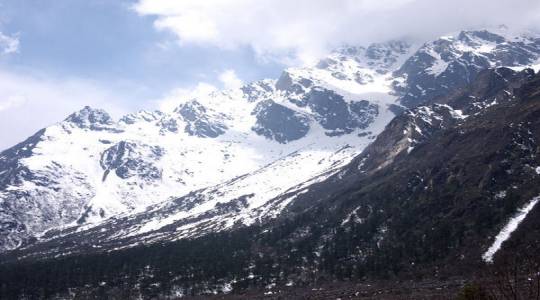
{"left": 128, "top": 111, "right": 396, "bottom": 238}
{"left": 494, "top": 191, "right": 507, "bottom": 199}
{"left": 510, "top": 58, "right": 540, "bottom": 73}
{"left": 437, "top": 104, "right": 468, "bottom": 119}
{"left": 423, "top": 28, "right": 540, "bottom": 79}
{"left": 0, "top": 39, "right": 413, "bottom": 251}
{"left": 482, "top": 196, "right": 540, "bottom": 263}
{"left": 426, "top": 49, "right": 449, "bottom": 77}
{"left": 341, "top": 206, "right": 364, "bottom": 226}
{"left": 4, "top": 29, "right": 540, "bottom": 252}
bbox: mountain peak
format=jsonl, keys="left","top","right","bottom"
{"left": 457, "top": 29, "right": 506, "bottom": 44}
{"left": 64, "top": 106, "right": 114, "bottom": 129}
{"left": 119, "top": 110, "right": 164, "bottom": 125}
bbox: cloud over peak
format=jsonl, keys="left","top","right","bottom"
{"left": 134, "top": 0, "right": 540, "bottom": 65}
{"left": 219, "top": 69, "right": 243, "bottom": 90}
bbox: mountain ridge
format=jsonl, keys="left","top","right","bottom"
{"left": 2, "top": 28, "right": 540, "bottom": 256}
{"left": 3, "top": 66, "right": 540, "bottom": 299}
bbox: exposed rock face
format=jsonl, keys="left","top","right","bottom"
{"left": 0, "top": 129, "right": 45, "bottom": 190}
{"left": 177, "top": 100, "right": 228, "bottom": 138}
{"left": 250, "top": 88, "right": 380, "bottom": 142}
{"left": 240, "top": 80, "right": 276, "bottom": 102}
{"left": 352, "top": 103, "right": 465, "bottom": 175}
{"left": 306, "top": 88, "right": 379, "bottom": 136}
{"left": 64, "top": 106, "right": 116, "bottom": 131}
{"left": 251, "top": 100, "right": 311, "bottom": 143}
{"left": 0, "top": 128, "right": 95, "bottom": 250}
{"left": 100, "top": 141, "right": 163, "bottom": 181}
{"left": 275, "top": 71, "right": 314, "bottom": 95}
{"left": 394, "top": 30, "right": 540, "bottom": 108}
{"left": 349, "top": 67, "right": 535, "bottom": 176}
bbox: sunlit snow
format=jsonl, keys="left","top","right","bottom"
{"left": 482, "top": 196, "right": 540, "bottom": 263}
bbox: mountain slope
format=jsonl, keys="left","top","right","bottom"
{"left": 2, "top": 29, "right": 540, "bottom": 256}
{"left": 394, "top": 28, "right": 540, "bottom": 107}
{"left": 3, "top": 67, "right": 540, "bottom": 299}
{"left": 0, "top": 41, "right": 409, "bottom": 252}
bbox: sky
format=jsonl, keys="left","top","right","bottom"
{"left": 0, "top": 0, "right": 540, "bottom": 150}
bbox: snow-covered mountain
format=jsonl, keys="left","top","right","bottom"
{"left": 0, "top": 40, "right": 409, "bottom": 252}
{"left": 1, "top": 27, "right": 540, "bottom": 255}
{"left": 394, "top": 27, "right": 540, "bottom": 107}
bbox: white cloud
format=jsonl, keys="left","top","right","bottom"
{"left": 155, "top": 69, "right": 242, "bottom": 112}
{"left": 156, "top": 82, "right": 217, "bottom": 112}
{"left": 0, "top": 70, "right": 127, "bottom": 150}
{"left": 0, "top": 31, "right": 19, "bottom": 54}
{"left": 218, "top": 69, "right": 243, "bottom": 90}
{"left": 134, "top": 0, "right": 540, "bottom": 65}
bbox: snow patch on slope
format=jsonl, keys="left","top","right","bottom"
{"left": 482, "top": 196, "right": 540, "bottom": 263}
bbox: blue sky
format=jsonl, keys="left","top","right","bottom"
{"left": 0, "top": 0, "right": 538, "bottom": 150}
{"left": 0, "top": 0, "right": 287, "bottom": 149}
{"left": 0, "top": 0, "right": 283, "bottom": 105}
